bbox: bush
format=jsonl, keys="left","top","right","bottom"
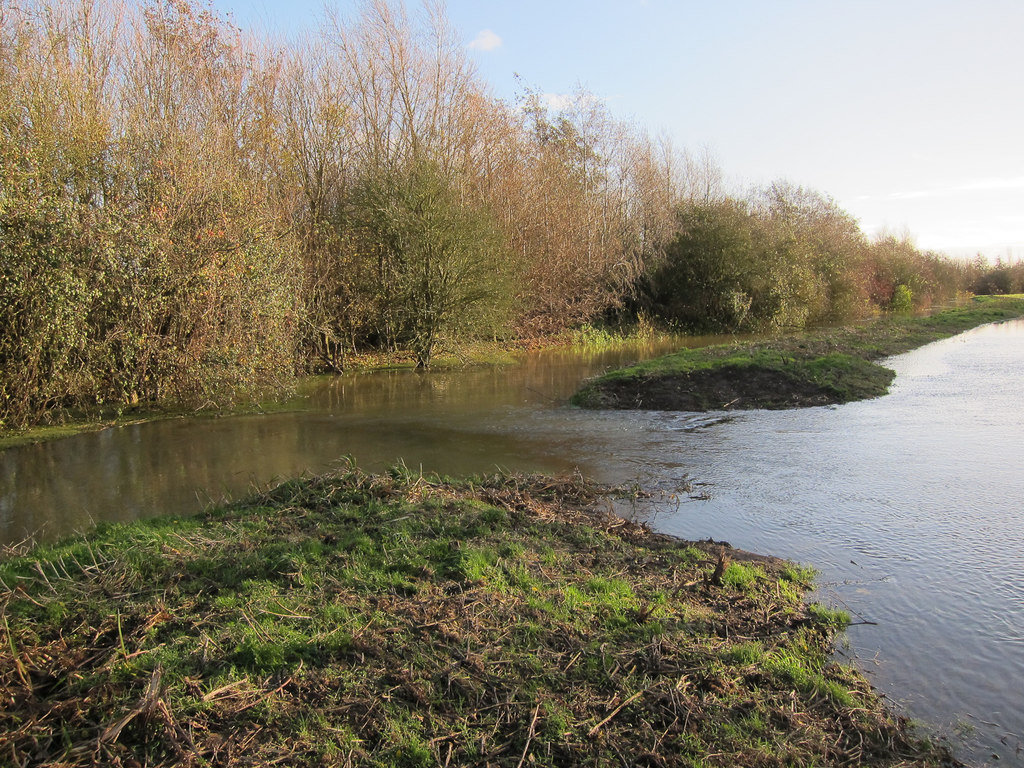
{"left": 0, "top": 195, "right": 94, "bottom": 428}
{"left": 891, "top": 284, "right": 914, "bottom": 313}
{"left": 347, "top": 158, "right": 516, "bottom": 367}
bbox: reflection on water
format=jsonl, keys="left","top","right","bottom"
{"left": 2, "top": 323, "right": 1022, "bottom": 765}
{"left": 0, "top": 338, "right": 692, "bottom": 543}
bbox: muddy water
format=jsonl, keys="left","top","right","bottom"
{"left": 2, "top": 322, "right": 1023, "bottom": 765}
{"left": 0, "top": 338, "right": 695, "bottom": 542}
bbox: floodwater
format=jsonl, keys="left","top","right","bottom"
{"left": 2, "top": 321, "right": 1022, "bottom": 765}
{"left": 616, "top": 320, "right": 1024, "bottom": 767}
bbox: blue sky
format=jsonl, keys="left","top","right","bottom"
{"left": 215, "top": 0, "right": 1024, "bottom": 259}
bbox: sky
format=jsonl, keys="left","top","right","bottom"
{"left": 213, "top": 0, "right": 1024, "bottom": 261}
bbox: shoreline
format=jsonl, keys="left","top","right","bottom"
{"left": 0, "top": 328, "right": 673, "bottom": 453}
{"left": 572, "top": 296, "right": 1024, "bottom": 411}
{"left": 0, "top": 466, "right": 959, "bottom": 766}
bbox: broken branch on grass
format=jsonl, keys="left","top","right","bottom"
{"left": 515, "top": 702, "right": 542, "bottom": 768}
{"left": 587, "top": 690, "right": 644, "bottom": 737}
{"left": 101, "top": 664, "right": 163, "bottom": 744}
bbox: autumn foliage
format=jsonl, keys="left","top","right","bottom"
{"left": 0, "top": 0, "right": 990, "bottom": 429}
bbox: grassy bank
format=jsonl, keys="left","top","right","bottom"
{"left": 572, "top": 295, "right": 1024, "bottom": 411}
{"left": 0, "top": 465, "right": 955, "bottom": 767}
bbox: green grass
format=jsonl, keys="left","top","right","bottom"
{"left": 566, "top": 313, "right": 662, "bottom": 350}
{"left": 721, "top": 561, "right": 763, "bottom": 592}
{"left": 0, "top": 465, "right": 954, "bottom": 767}
{"left": 573, "top": 295, "right": 1024, "bottom": 411}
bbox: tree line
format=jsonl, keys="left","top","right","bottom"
{"left": 0, "top": 0, "right": 1004, "bottom": 430}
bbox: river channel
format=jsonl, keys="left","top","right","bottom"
{"left": 2, "top": 321, "right": 1022, "bottom": 766}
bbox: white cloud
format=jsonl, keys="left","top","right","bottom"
{"left": 542, "top": 93, "right": 574, "bottom": 111}
{"left": 468, "top": 29, "right": 502, "bottom": 52}
{"left": 863, "top": 176, "right": 1024, "bottom": 202}
{"left": 541, "top": 91, "right": 609, "bottom": 112}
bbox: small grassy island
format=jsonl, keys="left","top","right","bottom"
{"left": 0, "top": 466, "right": 956, "bottom": 767}
{"left": 572, "top": 296, "right": 1024, "bottom": 411}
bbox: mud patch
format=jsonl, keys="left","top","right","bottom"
{"left": 585, "top": 365, "right": 840, "bottom": 411}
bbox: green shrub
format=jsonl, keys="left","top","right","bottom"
{"left": 891, "top": 284, "right": 914, "bottom": 313}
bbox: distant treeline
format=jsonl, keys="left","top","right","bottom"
{"left": 0, "top": 0, "right": 1010, "bottom": 430}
